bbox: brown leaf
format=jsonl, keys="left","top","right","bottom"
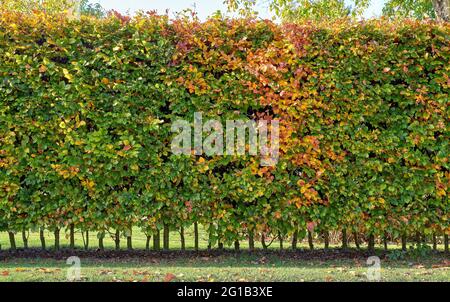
{"left": 164, "top": 273, "right": 176, "bottom": 282}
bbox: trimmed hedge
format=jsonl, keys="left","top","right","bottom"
{"left": 0, "top": 12, "right": 448, "bottom": 250}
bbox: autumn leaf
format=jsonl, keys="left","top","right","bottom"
{"left": 164, "top": 273, "right": 176, "bottom": 282}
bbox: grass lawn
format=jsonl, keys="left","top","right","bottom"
{"left": 0, "top": 228, "right": 448, "bottom": 282}
{"left": 0, "top": 253, "right": 448, "bottom": 282}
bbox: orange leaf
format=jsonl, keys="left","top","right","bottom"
{"left": 164, "top": 273, "right": 176, "bottom": 282}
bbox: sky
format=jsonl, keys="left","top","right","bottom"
{"left": 90, "top": 0, "right": 388, "bottom": 20}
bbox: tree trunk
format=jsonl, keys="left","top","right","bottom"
{"left": 207, "top": 225, "right": 213, "bottom": 251}
{"left": 84, "top": 231, "right": 89, "bottom": 250}
{"left": 432, "top": 0, "right": 450, "bottom": 21}
{"left": 432, "top": 234, "right": 437, "bottom": 251}
{"left": 8, "top": 232, "right": 16, "bottom": 250}
{"left": 261, "top": 234, "right": 268, "bottom": 250}
{"left": 324, "top": 231, "right": 329, "bottom": 250}
{"left": 114, "top": 229, "right": 120, "bottom": 251}
{"left": 342, "top": 229, "right": 348, "bottom": 249}
{"left": 445, "top": 234, "right": 449, "bottom": 253}
{"left": 353, "top": 232, "right": 360, "bottom": 250}
{"left": 248, "top": 230, "right": 255, "bottom": 251}
{"left": 308, "top": 230, "right": 314, "bottom": 250}
{"left": 218, "top": 241, "right": 224, "bottom": 251}
{"left": 153, "top": 229, "right": 160, "bottom": 251}
{"left": 146, "top": 235, "right": 151, "bottom": 250}
{"left": 54, "top": 228, "right": 60, "bottom": 251}
{"left": 194, "top": 222, "right": 199, "bottom": 252}
{"left": 69, "top": 224, "right": 75, "bottom": 249}
{"left": 292, "top": 230, "right": 298, "bottom": 250}
{"left": 40, "top": 228, "right": 46, "bottom": 250}
{"left": 22, "top": 230, "right": 28, "bottom": 249}
{"left": 278, "top": 232, "right": 283, "bottom": 250}
{"left": 163, "top": 224, "right": 170, "bottom": 251}
{"left": 368, "top": 234, "right": 375, "bottom": 253}
{"left": 415, "top": 232, "right": 422, "bottom": 244}
{"left": 234, "top": 240, "right": 240, "bottom": 252}
{"left": 180, "top": 227, "right": 185, "bottom": 251}
{"left": 127, "top": 236, "right": 132, "bottom": 250}
{"left": 401, "top": 234, "right": 407, "bottom": 251}
{"left": 383, "top": 233, "right": 388, "bottom": 251}
{"left": 98, "top": 232, "right": 104, "bottom": 251}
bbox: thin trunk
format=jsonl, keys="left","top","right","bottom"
{"left": 8, "top": 232, "right": 16, "bottom": 250}
{"left": 207, "top": 225, "right": 213, "bottom": 251}
{"left": 368, "top": 234, "right": 375, "bottom": 253}
{"left": 163, "top": 224, "right": 170, "bottom": 251}
{"left": 292, "top": 230, "right": 298, "bottom": 250}
{"left": 98, "top": 232, "right": 104, "bottom": 251}
{"left": 234, "top": 240, "right": 240, "bottom": 252}
{"left": 69, "top": 224, "right": 75, "bottom": 249}
{"left": 432, "top": 234, "right": 437, "bottom": 251}
{"left": 415, "top": 232, "right": 421, "bottom": 244}
{"left": 127, "top": 236, "right": 132, "bottom": 250}
{"left": 84, "top": 231, "right": 89, "bottom": 250}
{"left": 324, "top": 231, "right": 330, "bottom": 250}
{"left": 127, "top": 228, "right": 132, "bottom": 250}
{"left": 153, "top": 229, "right": 160, "bottom": 251}
{"left": 146, "top": 235, "right": 151, "bottom": 250}
{"left": 54, "top": 228, "right": 60, "bottom": 251}
{"left": 180, "top": 227, "right": 185, "bottom": 251}
{"left": 401, "top": 234, "right": 407, "bottom": 251}
{"left": 40, "top": 228, "right": 46, "bottom": 250}
{"left": 114, "top": 230, "right": 120, "bottom": 251}
{"left": 261, "top": 234, "right": 268, "bottom": 250}
{"left": 383, "top": 233, "right": 388, "bottom": 251}
{"left": 278, "top": 232, "right": 283, "bottom": 250}
{"left": 218, "top": 241, "right": 224, "bottom": 251}
{"left": 248, "top": 230, "right": 255, "bottom": 251}
{"left": 22, "top": 230, "right": 28, "bottom": 249}
{"left": 353, "top": 232, "right": 360, "bottom": 250}
{"left": 308, "top": 230, "right": 314, "bottom": 250}
{"left": 194, "top": 222, "right": 199, "bottom": 252}
{"left": 342, "top": 229, "right": 348, "bottom": 249}
{"left": 445, "top": 234, "right": 449, "bottom": 253}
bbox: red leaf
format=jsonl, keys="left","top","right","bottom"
{"left": 164, "top": 273, "right": 176, "bottom": 282}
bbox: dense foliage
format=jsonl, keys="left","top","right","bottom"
{"left": 0, "top": 12, "right": 448, "bottom": 250}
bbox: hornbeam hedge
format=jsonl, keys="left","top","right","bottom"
{"left": 0, "top": 11, "right": 449, "bottom": 251}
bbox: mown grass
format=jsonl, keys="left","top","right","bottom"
{"left": 0, "top": 228, "right": 448, "bottom": 282}
{"left": 0, "top": 253, "right": 448, "bottom": 282}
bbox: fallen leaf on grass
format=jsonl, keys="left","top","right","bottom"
{"left": 1, "top": 271, "right": 9, "bottom": 276}
{"left": 325, "top": 276, "right": 334, "bottom": 282}
{"left": 164, "top": 273, "right": 176, "bottom": 282}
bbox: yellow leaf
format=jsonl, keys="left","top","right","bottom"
{"left": 63, "top": 68, "right": 73, "bottom": 81}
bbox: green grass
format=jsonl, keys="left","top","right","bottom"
{"left": 0, "top": 254, "right": 448, "bottom": 282}
{"left": 0, "top": 228, "right": 448, "bottom": 282}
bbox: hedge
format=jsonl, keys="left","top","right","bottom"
{"left": 0, "top": 11, "right": 448, "bottom": 251}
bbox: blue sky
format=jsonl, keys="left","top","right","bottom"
{"left": 90, "top": 0, "right": 387, "bottom": 20}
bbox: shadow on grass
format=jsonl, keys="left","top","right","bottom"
{"left": 0, "top": 248, "right": 447, "bottom": 269}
